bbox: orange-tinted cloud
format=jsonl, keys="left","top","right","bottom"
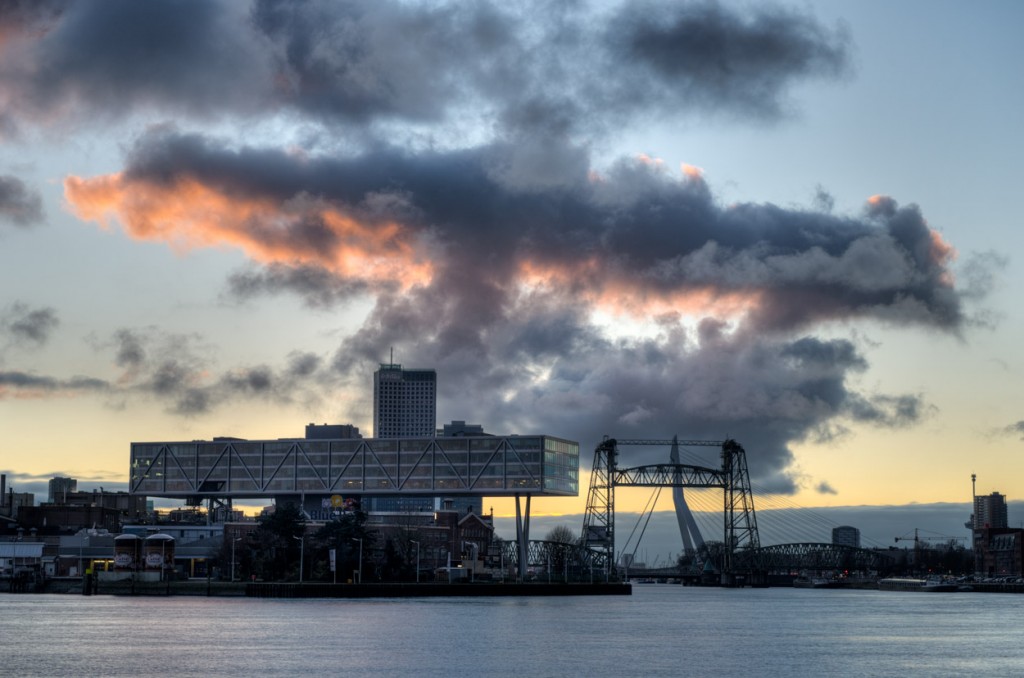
{"left": 65, "top": 173, "right": 434, "bottom": 289}
{"left": 518, "top": 257, "right": 760, "bottom": 321}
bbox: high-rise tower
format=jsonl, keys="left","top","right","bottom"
{"left": 373, "top": 362, "right": 437, "bottom": 438}
{"left": 973, "top": 491, "right": 1008, "bottom": 529}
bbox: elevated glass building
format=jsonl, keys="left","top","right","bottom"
{"left": 130, "top": 433, "right": 579, "bottom": 580}
{"left": 130, "top": 434, "right": 579, "bottom": 502}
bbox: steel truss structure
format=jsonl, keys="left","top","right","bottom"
{"left": 130, "top": 435, "right": 578, "bottom": 500}
{"left": 499, "top": 539, "right": 605, "bottom": 582}
{"left": 737, "top": 542, "right": 895, "bottom": 573}
{"left": 581, "top": 437, "right": 761, "bottom": 584}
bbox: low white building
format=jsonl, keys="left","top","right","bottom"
{"left": 0, "top": 542, "right": 44, "bottom": 576}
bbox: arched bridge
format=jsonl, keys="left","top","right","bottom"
{"left": 625, "top": 543, "right": 896, "bottom": 581}
{"left": 735, "top": 543, "right": 896, "bottom": 572}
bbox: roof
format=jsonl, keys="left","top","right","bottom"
{"left": 0, "top": 542, "right": 45, "bottom": 558}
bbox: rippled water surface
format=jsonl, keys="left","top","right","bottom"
{"left": 2, "top": 586, "right": 1023, "bottom": 676}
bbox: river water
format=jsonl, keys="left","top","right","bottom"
{"left": 1, "top": 585, "right": 1022, "bottom": 676}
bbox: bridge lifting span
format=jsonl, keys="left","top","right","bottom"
{"left": 581, "top": 437, "right": 762, "bottom": 585}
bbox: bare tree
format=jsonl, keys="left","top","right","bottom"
{"left": 545, "top": 524, "right": 577, "bottom": 544}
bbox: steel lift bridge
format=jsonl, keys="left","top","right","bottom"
{"left": 581, "top": 436, "right": 764, "bottom": 586}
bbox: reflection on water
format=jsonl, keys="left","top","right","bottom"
{"left": 2, "top": 586, "right": 1023, "bottom": 676}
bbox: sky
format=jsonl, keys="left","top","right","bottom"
{"left": 1, "top": 0, "right": 1023, "bottom": 550}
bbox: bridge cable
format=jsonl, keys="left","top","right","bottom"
{"left": 620, "top": 486, "right": 663, "bottom": 565}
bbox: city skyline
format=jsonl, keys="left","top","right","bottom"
{"left": 2, "top": 1, "right": 1023, "bottom": 542}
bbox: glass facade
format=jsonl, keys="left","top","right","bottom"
{"left": 130, "top": 435, "right": 579, "bottom": 499}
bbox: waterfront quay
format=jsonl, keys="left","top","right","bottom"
{"left": 249, "top": 582, "right": 631, "bottom": 598}
{"left": 34, "top": 578, "right": 631, "bottom": 598}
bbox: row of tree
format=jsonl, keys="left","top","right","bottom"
{"left": 218, "top": 513, "right": 583, "bottom": 583}
{"left": 227, "top": 504, "right": 378, "bottom": 582}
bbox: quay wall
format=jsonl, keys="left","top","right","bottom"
{"left": 247, "top": 582, "right": 633, "bottom": 598}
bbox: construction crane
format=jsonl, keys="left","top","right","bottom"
{"left": 894, "top": 529, "right": 968, "bottom": 575}
{"left": 894, "top": 528, "right": 965, "bottom": 547}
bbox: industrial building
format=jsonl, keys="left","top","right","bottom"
{"left": 48, "top": 476, "right": 78, "bottom": 503}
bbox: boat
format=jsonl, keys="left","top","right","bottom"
{"left": 877, "top": 577, "right": 958, "bottom": 592}
{"left": 922, "top": 577, "right": 959, "bottom": 592}
{"left": 794, "top": 576, "right": 845, "bottom": 589}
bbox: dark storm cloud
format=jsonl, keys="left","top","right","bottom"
{"left": 249, "top": 0, "right": 849, "bottom": 128}
{"left": 251, "top": 0, "right": 517, "bottom": 123}
{"left": 1, "top": 0, "right": 269, "bottom": 123}
{"left": 286, "top": 351, "right": 321, "bottom": 378}
{"left": 2, "top": 303, "right": 58, "bottom": 345}
{"left": 0, "top": 0, "right": 68, "bottom": 35}
{"left": 815, "top": 481, "right": 838, "bottom": 495}
{"left": 850, "top": 394, "right": 929, "bottom": 428}
{"left": 607, "top": 1, "right": 849, "bottom": 119}
{"left": 113, "top": 130, "right": 964, "bottom": 334}
{"left": 98, "top": 327, "right": 329, "bottom": 416}
{"left": 0, "top": 175, "right": 44, "bottom": 226}
{"left": 112, "top": 328, "right": 146, "bottom": 371}
{"left": 221, "top": 365, "right": 274, "bottom": 393}
{"left": 227, "top": 264, "right": 370, "bottom": 309}
{"left": 1003, "top": 421, "right": 1024, "bottom": 440}
{"left": 0, "top": 370, "right": 108, "bottom": 392}
{"left": 0, "top": 0, "right": 849, "bottom": 134}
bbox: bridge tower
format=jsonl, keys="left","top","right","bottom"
{"left": 581, "top": 438, "right": 617, "bottom": 578}
{"left": 581, "top": 437, "right": 761, "bottom": 585}
{"left": 720, "top": 439, "right": 760, "bottom": 583}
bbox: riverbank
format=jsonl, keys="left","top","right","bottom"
{"left": 31, "top": 578, "right": 631, "bottom": 598}
{"left": 248, "top": 581, "right": 632, "bottom": 598}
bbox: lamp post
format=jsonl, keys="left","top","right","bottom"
{"left": 293, "top": 534, "right": 304, "bottom": 583}
{"left": 78, "top": 533, "right": 88, "bottom": 579}
{"left": 231, "top": 536, "right": 241, "bottom": 582}
{"left": 410, "top": 540, "right": 420, "bottom": 583}
{"left": 352, "top": 537, "right": 363, "bottom": 584}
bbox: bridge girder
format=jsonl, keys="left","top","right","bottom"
{"left": 614, "top": 464, "right": 725, "bottom": 488}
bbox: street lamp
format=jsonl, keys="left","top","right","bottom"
{"left": 231, "top": 536, "right": 242, "bottom": 582}
{"left": 293, "top": 534, "right": 305, "bottom": 583}
{"left": 352, "top": 537, "right": 363, "bottom": 584}
{"left": 78, "top": 533, "right": 89, "bottom": 579}
{"left": 410, "top": 540, "right": 420, "bottom": 583}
